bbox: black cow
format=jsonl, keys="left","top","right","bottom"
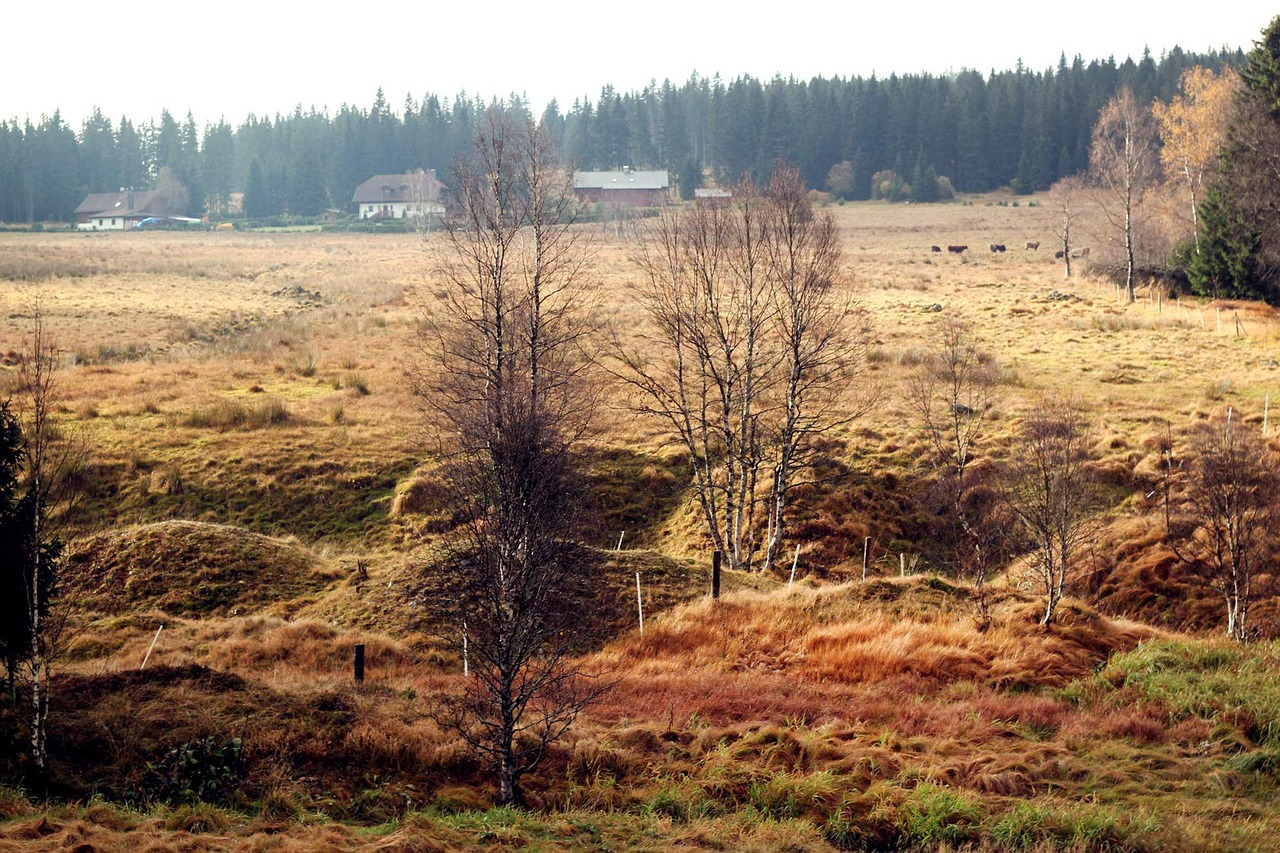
{"left": 931, "top": 245, "right": 942, "bottom": 253}
{"left": 947, "top": 245, "right": 967, "bottom": 254}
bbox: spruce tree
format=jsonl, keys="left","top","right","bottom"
{"left": 1189, "top": 15, "right": 1280, "bottom": 304}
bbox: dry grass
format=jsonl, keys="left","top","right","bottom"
{"left": 3, "top": 197, "right": 1280, "bottom": 849}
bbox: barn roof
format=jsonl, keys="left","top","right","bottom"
{"left": 573, "top": 170, "right": 669, "bottom": 191}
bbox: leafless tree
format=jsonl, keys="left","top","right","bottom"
{"left": 616, "top": 165, "right": 870, "bottom": 575}
{"left": 412, "top": 108, "right": 605, "bottom": 806}
{"left": 4, "top": 310, "right": 84, "bottom": 769}
{"left": 1002, "top": 397, "right": 1098, "bottom": 627}
{"left": 616, "top": 182, "right": 774, "bottom": 573}
{"left": 1168, "top": 419, "right": 1278, "bottom": 641}
{"left": 907, "top": 319, "right": 1006, "bottom": 623}
{"left": 760, "top": 164, "right": 873, "bottom": 574}
{"left": 1049, "top": 175, "right": 1085, "bottom": 279}
{"left": 1089, "top": 87, "right": 1160, "bottom": 302}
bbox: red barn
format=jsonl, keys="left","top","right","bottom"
{"left": 573, "top": 169, "right": 670, "bottom": 207}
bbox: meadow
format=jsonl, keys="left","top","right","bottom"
{"left": 1, "top": 194, "right": 1279, "bottom": 851}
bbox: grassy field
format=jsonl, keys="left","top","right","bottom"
{"left": 1, "top": 195, "right": 1279, "bottom": 850}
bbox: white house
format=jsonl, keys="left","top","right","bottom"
{"left": 74, "top": 190, "right": 164, "bottom": 230}
{"left": 352, "top": 170, "right": 444, "bottom": 220}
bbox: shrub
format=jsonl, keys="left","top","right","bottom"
{"left": 141, "top": 736, "right": 244, "bottom": 805}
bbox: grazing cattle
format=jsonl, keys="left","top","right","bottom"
{"left": 931, "top": 245, "right": 942, "bottom": 253}
{"left": 947, "top": 245, "right": 967, "bottom": 254}
{"left": 1026, "top": 241, "right": 1040, "bottom": 250}
{"left": 1070, "top": 247, "right": 1091, "bottom": 259}
{"left": 988, "top": 243, "right": 1006, "bottom": 253}
{"left": 1054, "top": 250, "right": 1065, "bottom": 259}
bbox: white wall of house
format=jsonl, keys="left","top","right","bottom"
{"left": 77, "top": 217, "right": 126, "bottom": 231}
{"left": 361, "top": 202, "right": 444, "bottom": 219}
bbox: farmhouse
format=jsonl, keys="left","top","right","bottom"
{"left": 74, "top": 190, "right": 166, "bottom": 230}
{"left": 572, "top": 169, "right": 669, "bottom": 207}
{"left": 352, "top": 170, "right": 444, "bottom": 220}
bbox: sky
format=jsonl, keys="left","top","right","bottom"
{"left": 8, "top": 2, "right": 1274, "bottom": 128}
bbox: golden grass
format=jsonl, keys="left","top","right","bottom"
{"left": 4, "top": 197, "right": 1280, "bottom": 849}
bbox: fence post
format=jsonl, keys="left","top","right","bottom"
{"left": 354, "top": 643, "right": 365, "bottom": 684}
{"left": 636, "top": 572, "right": 644, "bottom": 637}
{"left": 140, "top": 624, "right": 164, "bottom": 670}
{"left": 712, "top": 550, "right": 722, "bottom": 599}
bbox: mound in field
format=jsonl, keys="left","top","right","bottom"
{"left": 65, "top": 520, "right": 337, "bottom": 617}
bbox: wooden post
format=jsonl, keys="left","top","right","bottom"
{"left": 1235, "top": 312, "right": 1245, "bottom": 337}
{"left": 140, "top": 624, "right": 164, "bottom": 670}
{"left": 635, "top": 572, "right": 644, "bottom": 637}
{"left": 712, "top": 550, "right": 722, "bottom": 599}
{"left": 616, "top": 530, "right": 625, "bottom": 551}
{"left": 900, "top": 553, "right": 906, "bottom": 577}
{"left": 1217, "top": 307, "right": 1222, "bottom": 334}
{"left": 1157, "top": 292, "right": 1162, "bottom": 314}
{"left": 787, "top": 543, "right": 800, "bottom": 592}
{"left": 353, "top": 643, "right": 365, "bottom": 684}
{"left": 862, "top": 537, "right": 870, "bottom": 581}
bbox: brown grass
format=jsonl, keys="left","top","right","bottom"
{"left": 4, "top": 198, "right": 1280, "bottom": 849}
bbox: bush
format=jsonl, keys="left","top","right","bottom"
{"left": 141, "top": 736, "right": 244, "bottom": 805}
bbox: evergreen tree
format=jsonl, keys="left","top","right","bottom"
{"left": 909, "top": 149, "right": 939, "bottom": 202}
{"left": 1182, "top": 184, "right": 1271, "bottom": 301}
{"left": 243, "top": 159, "right": 269, "bottom": 218}
{"left": 1190, "top": 15, "right": 1280, "bottom": 304}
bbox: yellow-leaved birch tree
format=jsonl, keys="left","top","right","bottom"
{"left": 1152, "top": 66, "right": 1239, "bottom": 250}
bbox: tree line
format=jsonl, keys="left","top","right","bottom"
{"left": 0, "top": 47, "right": 1244, "bottom": 223}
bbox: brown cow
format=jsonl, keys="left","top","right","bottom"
{"left": 988, "top": 243, "right": 1006, "bottom": 253}
{"left": 1026, "top": 241, "right": 1040, "bottom": 250}
{"left": 947, "top": 245, "right": 967, "bottom": 254}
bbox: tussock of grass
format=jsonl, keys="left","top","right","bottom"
{"left": 1106, "top": 640, "right": 1280, "bottom": 747}
{"left": 65, "top": 521, "right": 337, "bottom": 617}
{"left": 602, "top": 578, "right": 1155, "bottom": 690}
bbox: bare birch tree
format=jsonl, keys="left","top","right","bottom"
{"left": 1049, "top": 175, "right": 1085, "bottom": 279}
{"left": 617, "top": 165, "right": 870, "bottom": 576}
{"left": 908, "top": 319, "right": 1006, "bottom": 623}
{"left": 760, "top": 164, "right": 872, "bottom": 574}
{"left": 1003, "top": 397, "right": 1097, "bottom": 626}
{"left": 413, "top": 108, "right": 605, "bottom": 806}
{"left": 1168, "top": 419, "right": 1278, "bottom": 642}
{"left": 617, "top": 184, "right": 774, "bottom": 572}
{"left": 5, "top": 311, "right": 82, "bottom": 769}
{"left": 1090, "top": 87, "right": 1160, "bottom": 302}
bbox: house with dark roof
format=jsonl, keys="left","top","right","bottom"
{"left": 75, "top": 190, "right": 165, "bottom": 230}
{"left": 572, "top": 169, "right": 670, "bottom": 207}
{"left": 352, "top": 170, "right": 444, "bottom": 220}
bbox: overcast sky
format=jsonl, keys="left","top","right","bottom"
{"left": 8, "top": 2, "right": 1274, "bottom": 128}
